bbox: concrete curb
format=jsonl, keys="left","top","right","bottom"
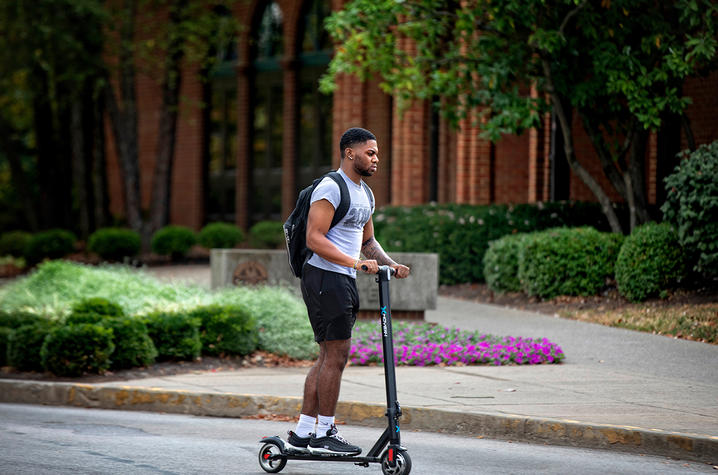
{"left": 1, "top": 379, "right": 716, "bottom": 464}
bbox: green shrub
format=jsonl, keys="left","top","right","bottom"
{"left": 189, "top": 304, "right": 258, "bottom": 356}
{"left": 198, "top": 222, "right": 245, "bottom": 250}
{"left": 24, "top": 229, "right": 76, "bottom": 264}
{"left": 143, "top": 311, "right": 201, "bottom": 361}
{"left": 0, "top": 230, "right": 32, "bottom": 257}
{"left": 0, "top": 255, "right": 26, "bottom": 270}
{"left": 0, "top": 309, "right": 43, "bottom": 329}
{"left": 7, "top": 320, "right": 57, "bottom": 371}
{"left": 662, "top": 140, "right": 718, "bottom": 276}
{"left": 151, "top": 226, "right": 197, "bottom": 260}
{"left": 615, "top": 223, "right": 686, "bottom": 302}
{"left": 249, "top": 221, "right": 284, "bottom": 249}
{"left": 41, "top": 324, "right": 115, "bottom": 376}
{"left": 104, "top": 316, "right": 157, "bottom": 369}
{"left": 67, "top": 297, "right": 125, "bottom": 324}
{"left": 518, "top": 227, "right": 624, "bottom": 299}
{"left": 0, "top": 327, "right": 12, "bottom": 366}
{"left": 373, "top": 202, "right": 611, "bottom": 284}
{"left": 0, "top": 260, "right": 316, "bottom": 360}
{"left": 88, "top": 228, "right": 141, "bottom": 261}
{"left": 483, "top": 233, "right": 526, "bottom": 293}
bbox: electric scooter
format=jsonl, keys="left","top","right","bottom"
{"left": 258, "top": 265, "right": 411, "bottom": 475}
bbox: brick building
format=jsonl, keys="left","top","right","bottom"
{"left": 106, "top": 0, "right": 718, "bottom": 231}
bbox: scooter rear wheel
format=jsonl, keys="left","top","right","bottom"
{"left": 381, "top": 449, "right": 411, "bottom": 475}
{"left": 258, "top": 441, "right": 287, "bottom": 473}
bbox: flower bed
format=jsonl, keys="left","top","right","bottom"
{"left": 350, "top": 321, "right": 564, "bottom": 366}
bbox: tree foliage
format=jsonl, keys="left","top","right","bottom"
{"left": 321, "top": 0, "right": 718, "bottom": 232}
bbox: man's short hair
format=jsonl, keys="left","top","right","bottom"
{"left": 340, "top": 127, "right": 376, "bottom": 159}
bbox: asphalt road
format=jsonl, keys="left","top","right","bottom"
{"left": 0, "top": 404, "right": 713, "bottom": 475}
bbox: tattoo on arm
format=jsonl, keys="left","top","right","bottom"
{"left": 361, "top": 237, "right": 397, "bottom": 266}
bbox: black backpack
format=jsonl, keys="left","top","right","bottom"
{"left": 283, "top": 171, "right": 373, "bottom": 278}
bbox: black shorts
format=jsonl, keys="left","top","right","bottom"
{"left": 301, "top": 264, "right": 359, "bottom": 342}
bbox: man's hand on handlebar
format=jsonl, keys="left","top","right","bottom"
{"left": 359, "top": 259, "right": 379, "bottom": 274}
{"left": 358, "top": 260, "right": 410, "bottom": 279}
{"left": 391, "top": 264, "right": 410, "bottom": 279}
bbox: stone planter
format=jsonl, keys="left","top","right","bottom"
{"left": 210, "top": 249, "right": 438, "bottom": 319}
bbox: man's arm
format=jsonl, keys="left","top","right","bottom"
{"left": 361, "top": 217, "right": 410, "bottom": 278}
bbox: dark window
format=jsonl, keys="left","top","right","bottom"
{"left": 206, "top": 77, "right": 238, "bottom": 222}
{"left": 250, "top": 1, "right": 284, "bottom": 223}
{"left": 296, "top": 0, "right": 333, "bottom": 192}
{"left": 205, "top": 8, "right": 238, "bottom": 224}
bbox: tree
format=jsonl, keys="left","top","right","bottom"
{"left": 0, "top": 0, "right": 108, "bottom": 235}
{"left": 320, "top": 0, "right": 718, "bottom": 232}
{"left": 103, "top": 0, "right": 239, "bottom": 245}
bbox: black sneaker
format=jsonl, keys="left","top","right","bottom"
{"left": 309, "top": 425, "right": 362, "bottom": 456}
{"left": 285, "top": 430, "right": 312, "bottom": 453}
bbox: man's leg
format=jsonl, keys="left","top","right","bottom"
{"left": 316, "top": 338, "right": 351, "bottom": 417}
{"left": 299, "top": 343, "right": 326, "bottom": 418}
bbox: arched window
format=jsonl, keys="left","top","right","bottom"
{"left": 296, "top": 0, "right": 333, "bottom": 190}
{"left": 205, "top": 7, "right": 238, "bottom": 223}
{"left": 251, "top": 1, "right": 284, "bottom": 223}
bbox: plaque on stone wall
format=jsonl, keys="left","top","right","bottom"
{"left": 233, "top": 261, "right": 268, "bottom": 285}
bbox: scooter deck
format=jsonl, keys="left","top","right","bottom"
{"left": 260, "top": 435, "right": 380, "bottom": 465}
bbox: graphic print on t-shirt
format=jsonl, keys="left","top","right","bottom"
{"left": 342, "top": 206, "right": 372, "bottom": 230}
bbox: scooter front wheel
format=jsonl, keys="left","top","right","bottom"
{"left": 381, "top": 449, "right": 411, "bottom": 475}
{"left": 258, "top": 441, "right": 287, "bottom": 473}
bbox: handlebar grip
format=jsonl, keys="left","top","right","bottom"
{"left": 360, "top": 264, "right": 396, "bottom": 275}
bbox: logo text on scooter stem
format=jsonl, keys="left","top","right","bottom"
{"left": 381, "top": 306, "right": 388, "bottom": 337}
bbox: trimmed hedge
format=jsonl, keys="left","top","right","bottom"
{"left": 104, "top": 317, "right": 158, "bottom": 369}
{"left": 7, "top": 320, "right": 57, "bottom": 371}
{"left": 151, "top": 226, "right": 197, "bottom": 260}
{"left": 189, "top": 304, "right": 258, "bottom": 356}
{"left": 0, "top": 327, "right": 12, "bottom": 367}
{"left": 25, "top": 229, "right": 76, "bottom": 264}
{"left": 662, "top": 140, "right": 718, "bottom": 276}
{"left": 40, "top": 323, "right": 115, "bottom": 376}
{"left": 41, "top": 324, "right": 115, "bottom": 376}
{"left": 615, "top": 223, "right": 686, "bottom": 302}
{"left": 249, "top": 221, "right": 284, "bottom": 249}
{"left": 88, "top": 228, "right": 141, "bottom": 261}
{"left": 0, "top": 230, "right": 32, "bottom": 258}
{"left": 198, "top": 222, "right": 245, "bottom": 249}
{"left": 373, "top": 202, "right": 611, "bottom": 284}
{"left": 67, "top": 297, "right": 125, "bottom": 325}
{"left": 0, "top": 309, "right": 42, "bottom": 329}
{"left": 518, "top": 227, "right": 624, "bottom": 299}
{"left": 144, "top": 311, "right": 201, "bottom": 361}
{"left": 483, "top": 233, "right": 526, "bottom": 293}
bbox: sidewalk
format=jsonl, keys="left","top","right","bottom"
{"left": 1, "top": 265, "right": 716, "bottom": 462}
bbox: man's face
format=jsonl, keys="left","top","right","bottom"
{"left": 349, "top": 139, "right": 379, "bottom": 177}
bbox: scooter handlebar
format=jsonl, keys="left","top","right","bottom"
{"left": 360, "top": 264, "right": 396, "bottom": 276}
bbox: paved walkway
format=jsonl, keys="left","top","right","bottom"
{"left": 1, "top": 264, "right": 716, "bottom": 462}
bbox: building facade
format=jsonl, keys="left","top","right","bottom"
{"left": 105, "top": 0, "right": 718, "bottom": 231}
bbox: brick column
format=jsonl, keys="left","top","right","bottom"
{"left": 391, "top": 100, "right": 430, "bottom": 205}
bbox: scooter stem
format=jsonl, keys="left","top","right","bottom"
{"left": 377, "top": 265, "right": 402, "bottom": 449}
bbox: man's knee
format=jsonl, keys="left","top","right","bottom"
{"left": 324, "top": 339, "right": 351, "bottom": 368}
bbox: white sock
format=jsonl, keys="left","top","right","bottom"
{"left": 316, "top": 414, "right": 335, "bottom": 436}
{"left": 294, "top": 414, "right": 316, "bottom": 438}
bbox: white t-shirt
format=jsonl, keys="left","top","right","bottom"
{"left": 306, "top": 168, "right": 375, "bottom": 278}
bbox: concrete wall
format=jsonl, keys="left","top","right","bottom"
{"left": 210, "top": 250, "right": 438, "bottom": 312}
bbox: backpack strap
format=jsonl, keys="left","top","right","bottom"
{"left": 326, "top": 171, "right": 350, "bottom": 229}
{"left": 361, "top": 181, "right": 374, "bottom": 212}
